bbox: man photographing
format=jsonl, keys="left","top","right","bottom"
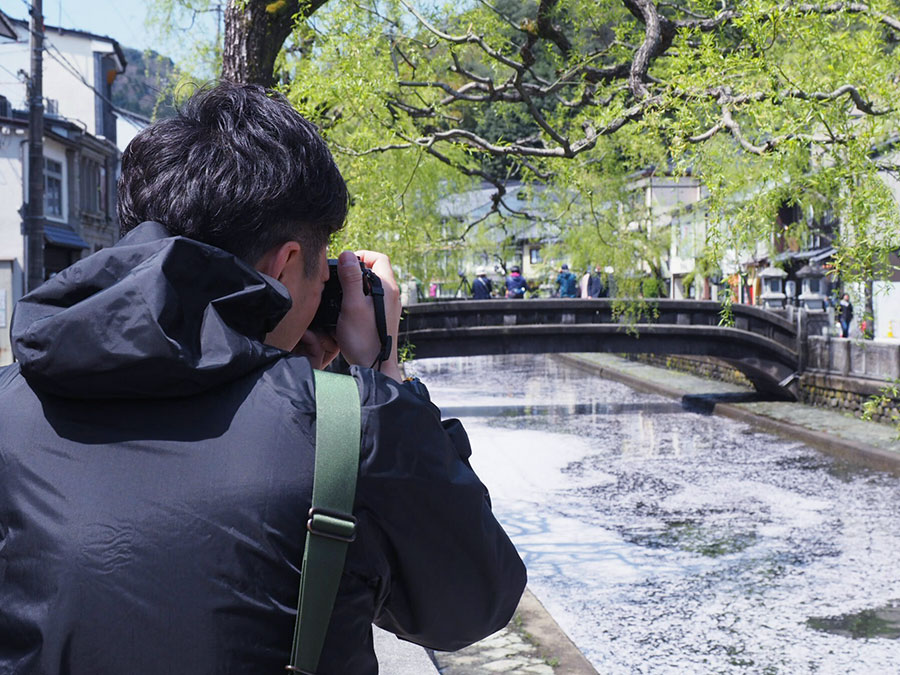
{"left": 0, "top": 82, "right": 525, "bottom": 673}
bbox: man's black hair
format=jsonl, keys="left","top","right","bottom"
{"left": 117, "top": 81, "right": 348, "bottom": 270}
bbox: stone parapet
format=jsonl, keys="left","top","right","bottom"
{"left": 807, "top": 335, "right": 900, "bottom": 380}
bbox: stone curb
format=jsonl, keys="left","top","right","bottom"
{"left": 712, "top": 403, "right": 900, "bottom": 475}
{"left": 514, "top": 588, "right": 598, "bottom": 674}
{"left": 554, "top": 353, "right": 900, "bottom": 475}
{"left": 428, "top": 588, "right": 597, "bottom": 674}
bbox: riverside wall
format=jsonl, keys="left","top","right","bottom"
{"left": 803, "top": 336, "right": 900, "bottom": 425}
{"left": 626, "top": 336, "right": 900, "bottom": 426}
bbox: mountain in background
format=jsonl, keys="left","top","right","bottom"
{"left": 113, "top": 46, "right": 177, "bottom": 120}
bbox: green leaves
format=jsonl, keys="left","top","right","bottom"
{"left": 158, "top": 1, "right": 900, "bottom": 292}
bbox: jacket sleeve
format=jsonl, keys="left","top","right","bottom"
{"left": 350, "top": 367, "right": 527, "bottom": 651}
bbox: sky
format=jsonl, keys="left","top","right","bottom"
{"left": 0, "top": 0, "right": 215, "bottom": 54}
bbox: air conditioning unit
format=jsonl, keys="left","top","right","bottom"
{"left": 0, "top": 96, "right": 11, "bottom": 118}
{"left": 44, "top": 98, "right": 59, "bottom": 116}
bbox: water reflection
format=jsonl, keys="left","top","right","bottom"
{"left": 441, "top": 401, "right": 685, "bottom": 418}
{"left": 408, "top": 354, "right": 900, "bottom": 673}
{"left": 808, "top": 601, "right": 900, "bottom": 639}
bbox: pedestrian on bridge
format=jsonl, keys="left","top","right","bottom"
{"left": 556, "top": 264, "right": 577, "bottom": 298}
{"left": 506, "top": 265, "right": 527, "bottom": 299}
{"left": 839, "top": 293, "right": 854, "bottom": 338}
{"left": 588, "top": 265, "right": 608, "bottom": 298}
{"left": 472, "top": 267, "right": 493, "bottom": 299}
{"left": 580, "top": 268, "right": 590, "bottom": 297}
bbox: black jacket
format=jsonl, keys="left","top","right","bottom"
{"left": 472, "top": 276, "right": 492, "bottom": 299}
{"left": 587, "top": 274, "right": 607, "bottom": 298}
{"left": 0, "top": 222, "right": 526, "bottom": 674}
{"left": 839, "top": 299, "right": 853, "bottom": 323}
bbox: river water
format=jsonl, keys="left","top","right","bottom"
{"left": 406, "top": 355, "right": 900, "bottom": 674}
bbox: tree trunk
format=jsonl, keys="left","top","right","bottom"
{"left": 222, "top": 0, "right": 330, "bottom": 87}
{"left": 864, "top": 278, "right": 875, "bottom": 339}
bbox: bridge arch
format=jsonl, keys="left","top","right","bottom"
{"left": 400, "top": 299, "right": 800, "bottom": 399}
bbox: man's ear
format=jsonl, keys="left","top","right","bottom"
{"left": 255, "top": 241, "right": 302, "bottom": 282}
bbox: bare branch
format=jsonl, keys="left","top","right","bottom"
{"left": 687, "top": 121, "right": 726, "bottom": 143}
{"left": 691, "top": 106, "right": 843, "bottom": 154}
{"left": 334, "top": 142, "right": 415, "bottom": 156}
{"left": 791, "top": 2, "right": 900, "bottom": 34}
{"left": 625, "top": 0, "right": 666, "bottom": 99}
{"left": 535, "top": 0, "right": 572, "bottom": 58}
{"left": 476, "top": 0, "right": 525, "bottom": 34}
{"left": 397, "top": 0, "right": 525, "bottom": 72}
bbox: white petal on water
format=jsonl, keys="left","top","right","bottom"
{"left": 410, "top": 355, "right": 900, "bottom": 673}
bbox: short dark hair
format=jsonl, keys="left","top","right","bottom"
{"left": 117, "top": 81, "right": 348, "bottom": 269}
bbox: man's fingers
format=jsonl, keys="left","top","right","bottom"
{"left": 355, "top": 250, "right": 395, "bottom": 287}
{"left": 337, "top": 250, "right": 367, "bottom": 309}
{"left": 355, "top": 250, "right": 400, "bottom": 307}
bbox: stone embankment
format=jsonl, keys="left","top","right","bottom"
{"left": 626, "top": 336, "right": 900, "bottom": 427}
{"left": 803, "top": 336, "right": 900, "bottom": 424}
{"left": 559, "top": 352, "right": 900, "bottom": 474}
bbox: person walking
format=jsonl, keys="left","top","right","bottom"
{"left": 588, "top": 265, "right": 608, "bottom": 298}
{"left": 839, "top": 293, "right": 854, "bottom": 338}
{"left": 506, "top": 265, "right": 527, "bottom": 299}
{"left": 556, "top": 264, "right": 577, "bottom": 298}
{"left": 472, "top": 267, "right": 493, "bottom": 299}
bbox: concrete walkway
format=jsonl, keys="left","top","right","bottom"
{"left": 375, "top": 589, "right": 597, "bottom": 674}
{"left": 556, "top": 353, "right": 900, "bottom": 473}
{"left": 373, "top": 626, "right": 439, "bottom": 674}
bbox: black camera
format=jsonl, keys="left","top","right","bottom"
{"left": 309, "top": 259, "right": 377, "bottom": 333}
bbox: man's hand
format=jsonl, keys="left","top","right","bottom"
{"left": 334, "top": 249, "right": 403, "bottom": 382}
{"left": 293, "top": 330, "right": 340, "bottom": 371}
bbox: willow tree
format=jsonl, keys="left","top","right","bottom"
{"left": 212, "top": 0, "right": 900, "bottom": 294}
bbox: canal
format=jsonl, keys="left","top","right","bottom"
{"left": 406, "top": 354, "right": 900, "bottom": 673}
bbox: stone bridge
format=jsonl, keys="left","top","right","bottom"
{"left": 400, "top": 299, "right": 807, "bottom": 399}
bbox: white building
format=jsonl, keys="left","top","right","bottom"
{"left": 0, "top": 12, "right": 125, "bottom": 364}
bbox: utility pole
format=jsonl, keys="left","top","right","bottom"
{"left": 25, "top": 0, "right": 44, "bottom": 291}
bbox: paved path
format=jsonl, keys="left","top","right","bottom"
{"left": 375, "top": 589, "right": 596, "bottom": 674}
{"left": 373, "top": 626, "right": 439, "bottom": 674}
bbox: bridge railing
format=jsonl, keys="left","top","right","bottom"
{"left": 404, "top": 299, "right": 797, "bottom": 353}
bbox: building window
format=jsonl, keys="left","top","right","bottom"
{"left": 44, "top": 158, "right": 63, "bottom": 217}
{"left": 80, "top": 158, "right": 103, "bottom": 214}
{"left": 529, "top": 247, "right": 542, "bottom": 264}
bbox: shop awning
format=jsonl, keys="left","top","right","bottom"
{"left": 44, "top": 224, "right": 90, "bottom": 249}
{"left": 774, "top": 246, "right": 833, "bottom": 263}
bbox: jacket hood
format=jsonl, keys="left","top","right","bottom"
{"left": 11, "top": 222, "right": 291, "bottom": 398}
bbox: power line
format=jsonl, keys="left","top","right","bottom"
{"left": 8, "top": 2, "right": 146, "bottom": 131}
{"left": 42, "top": 36, "right": 127, "bottom": 120}
{"left": 0, "top": 59, "right": 23, "bottom": 80}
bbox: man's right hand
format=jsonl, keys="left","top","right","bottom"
{"left": 334, "top": 250, "right": 402, "bottom": 382}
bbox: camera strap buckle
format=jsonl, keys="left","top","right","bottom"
{"left": 307, "top": 506, "right": 357, "bottom": 543}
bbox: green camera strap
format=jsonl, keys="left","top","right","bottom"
{"left": 287, "top": 370, "right": 361, "bottom": 674}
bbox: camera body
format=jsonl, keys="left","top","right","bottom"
{"left": 309, "top": 259, "right": 377, "bottom": 332}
